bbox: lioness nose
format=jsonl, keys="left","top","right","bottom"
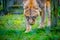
{"left": 29, "top": 18, "right": 35, "bottom": 25}
{"left": 29, "top": 18, "right": 33, "bottom": 23}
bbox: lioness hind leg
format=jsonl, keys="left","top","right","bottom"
{"left": 46, "top": 1, "right": 51, "bottom": 26}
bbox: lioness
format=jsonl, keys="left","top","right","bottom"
{"left": 23, "top": 0, "right": 51, "bottom": 32}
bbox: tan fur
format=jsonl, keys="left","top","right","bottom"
{"left": 23, "top": 0, "right": 51, "bottom": 32}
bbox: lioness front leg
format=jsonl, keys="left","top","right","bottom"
{"left": 25, "top": 19, "right": 31, "bottom": 33}
{"left": 39, "top": 4, "right": 46, "bottom": 28}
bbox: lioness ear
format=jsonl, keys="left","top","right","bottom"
{"left": 23, "top": 0, "right": 27, "bottom": 2}
{"left": 23, "top": 0, "right": 27, "bottom": 3}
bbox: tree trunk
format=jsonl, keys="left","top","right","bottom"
{"left": 51, "top": 0, "right": 58, "bottom": 27}
{"left": 3, "top": 0, "right": 8, "bottom": 15}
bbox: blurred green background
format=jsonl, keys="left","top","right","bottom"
{"left": 0, "top": 0, "right": 60, "bottom": 40}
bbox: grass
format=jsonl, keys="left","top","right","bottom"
{"left": 0, "top": 14, "right": 60, "bottom": 40}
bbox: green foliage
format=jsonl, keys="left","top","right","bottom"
{"left": 0, "top": 14, "right": 60, "bottom": 40}
{"left": 0, "top": 4, "right": 3, "bottom": 10}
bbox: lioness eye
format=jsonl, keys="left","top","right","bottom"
{"left": 32, "top": 16, "right": 36, "bottom": 19}
{"left": 26, "top": 16, "right": 29, "bottom": 18}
